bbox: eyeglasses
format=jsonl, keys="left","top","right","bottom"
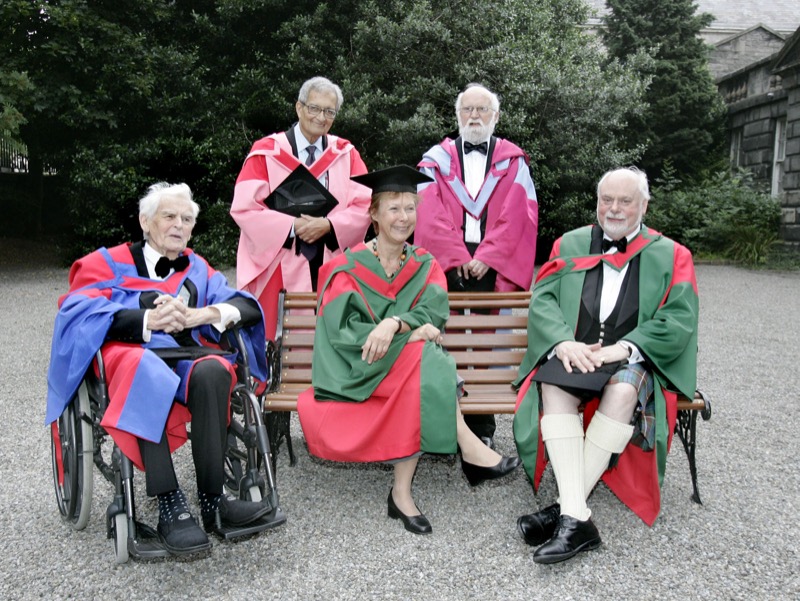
{"left": 459, "top": 106, "right": 494, "bottom": 115}
{"left": 301, "top": 102, "right": 337, "bottom": 120}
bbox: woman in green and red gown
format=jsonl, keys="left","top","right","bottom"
{"left": 297, "top": 166, "right": 520, "bottom": 534}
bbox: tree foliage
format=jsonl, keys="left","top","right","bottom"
{"left": 601, "top": 0, "right": 727, "bottom": 183}
{"left": 2, "top": 0, "right": 649, "bottom": 264}
{"left": 648, "top": 167, "right": 780, "bottom": 265}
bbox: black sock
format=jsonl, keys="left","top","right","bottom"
{"left": 157, "top": 488, "right": 190, "bottom": 524}
{"left": 198, "top": 490, "right": 223, "bottom": 518}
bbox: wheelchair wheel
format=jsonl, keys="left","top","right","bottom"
{"left": 224, "top": 444, "right": 263, "bottom": 502}
{"left": 113, "top": 513, "right": 129, "bottom": 564}
{"left": 245, "top": 484, "right": 262, "bottom": 502}
{"left": 51, "top": 381, "right": 94, "bottom": 530}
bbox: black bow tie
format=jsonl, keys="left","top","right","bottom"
{"left": 601, "top": 237, "right": 628, "bottom": 253}
{"left": 463, "top": 141, "right": 488, "bottom": 155}
{"left": 155, "top": 255, "right": 190, "bottom": 278}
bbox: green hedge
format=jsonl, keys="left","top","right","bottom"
{"left": 647, "top": 169, "right": 780, "bottom": 266}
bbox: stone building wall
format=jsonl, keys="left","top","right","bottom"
{"left": 709, "top": 27, "right": 786, "bottom": 80}
{"left": 779, "top": 70, "right": 800, "bottom": 243}
{"left": 717, "top": 29, "right": 800, "bottom": 245}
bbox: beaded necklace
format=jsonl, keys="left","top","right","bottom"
{"left": 371, "top": 238, "right": 407, "bottom": 278}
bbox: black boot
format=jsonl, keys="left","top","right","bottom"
{"left": 200, "top": 492, "right": 271, "bottom": 532}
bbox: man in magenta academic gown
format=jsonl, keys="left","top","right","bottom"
{"left": 416, "top": 83, "right": 539, "bottom": 445}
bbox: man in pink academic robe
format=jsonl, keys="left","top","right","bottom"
{"left": 231, "top": 76, "right": 371, "bottom": 340}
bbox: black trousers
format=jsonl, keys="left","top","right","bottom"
{"left": 464, "top": 413, "right": 496, "bottom": 439}
{"left": 138, "top": 360, "right": 233, "bottom": 497}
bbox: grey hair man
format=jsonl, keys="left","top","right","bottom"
{"left": 514, "top": 167, "right": 698, "bottom": 564}
{"left": 416, "top": 83, "right": 539, "bottom": 446}
{"left": 231, "top": 76, "right": 372, "bottom": 341}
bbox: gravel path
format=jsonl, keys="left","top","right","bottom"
{"left": 1, "top": 238, "right": 798, "bottom": 601}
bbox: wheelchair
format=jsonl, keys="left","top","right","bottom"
{"left": 50, "top": 326, "right": 286, "bottom": 563}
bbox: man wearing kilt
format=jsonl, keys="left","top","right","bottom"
{"left": 513, "top": 167, "right": 699, "bottom": 564}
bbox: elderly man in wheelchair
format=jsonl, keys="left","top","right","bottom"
{"left": 46, "top": 182, "right": 283, "bottom": 560}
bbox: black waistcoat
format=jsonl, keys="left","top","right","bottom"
{"left": 574, "top": 227, "right": 640, "bottom": 346}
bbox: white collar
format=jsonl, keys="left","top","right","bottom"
{"left": 143, "top": 241, "right": 164, "bottom": 263}
{"left": 294, "top": 124, "right": 323, "bottom": 154}
{"left": 142, "top": 241, "right": 177, "bottom": 278}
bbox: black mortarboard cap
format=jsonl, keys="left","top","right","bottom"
{"left": 263, "top": 165, "right": 339, "bottom": 217}
{"left": 531, "top": 356, "right": 624, "bottom": 393}
{"left": 350, "top": 165, "right": 433, "bottom": 194}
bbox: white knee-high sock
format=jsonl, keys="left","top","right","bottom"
{"left": 541, "top": 414, "right": 590, "bottom": 522}
{"left": 583, "top": 410, "right": 634, "bottom": 496}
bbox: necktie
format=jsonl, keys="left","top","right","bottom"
{"left": 155, "top": 255, "right": 190, "bottom": 278}
{"left": 305, "top": 145, "right": 316, "bottom": 166}
{"left": 463, "top": 141, "right": 488, "bottom": 155}
{"left": 601, "top": 237, "right": 628, "bottom": 253}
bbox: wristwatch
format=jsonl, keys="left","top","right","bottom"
{"left": 390, "top": 316, "right": 403, "bottom": 332}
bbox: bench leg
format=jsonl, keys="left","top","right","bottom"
{"left": 265, "top": 412, "right": 297, "bottom": 472}
{"left": 674, "top": 409, "right": 702, "bottom": 505}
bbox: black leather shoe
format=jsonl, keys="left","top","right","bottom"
{"left": 387, "top": 490, "right": 432, "bottom": 535}
{"left": 532, "top": 515, "right": 601, "bottom": 564}
{"left": 202, "top": 495, "right": 271, "bottom": 531}
{"left": 517, "top": 503, "right": 561, "bottom": 546}
{"left": 479, "top": 436, "right": 495, "bottom": 450}
{"left": 461, "top": 455, "right": 521, "bottom": 486}
{"left": 157, "top": 511, "right": 212, "bottom": 556}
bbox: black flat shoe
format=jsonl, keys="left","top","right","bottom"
{"left": 157, "top": 512, "right": 212, "bottom": 556}
{"left": 387, "top": 490, "right": 432, "bottom": 535}
{"left": 202, "top": 495, "right": 272, "bottom": 532}
{"left": 517, "top": 503, "right": 561, "bottom": 546}
{"left": 461, "top": 455, "right": 521, "bottom": 487}
{"left": 532, "top": 514, "right": 601, "bottom": 564}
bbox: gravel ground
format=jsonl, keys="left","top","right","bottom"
{"left": 1, "top": 238, "right": 798, "bottom": 601}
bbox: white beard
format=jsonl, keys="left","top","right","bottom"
{"left": 459, "top": 119, "right": 496, "bottom": 145}
{"left": 598, "top": 210, "right": 643, "bottom": 240}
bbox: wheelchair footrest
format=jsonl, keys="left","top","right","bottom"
{"left": 129, "top": 521, "right": 171, "bottom": 560}
{"left": 208, "top": 507, "right": 287, "bottom": 541}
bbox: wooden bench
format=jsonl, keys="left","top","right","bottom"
{"left": 262, "top": 290, "right": 712, "bottom": 503}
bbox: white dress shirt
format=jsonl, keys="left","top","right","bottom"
{"left": 600, "top": 228, "right": 644, "bottom": 363}
{"left": 289, "top": 124, "right": 328, "bottom": 239}
{"left": 462, "top": 139, "right": 489, "bottom": 244}
{"left": 294, "top": 124, "right": 327, "bottom": 186}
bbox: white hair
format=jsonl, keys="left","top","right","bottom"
{"left": 298, "top": 76, "right": 344, "bottom": 110}
{"left": 138, "top": 182, "right": 199, "bottom": 221}
{"left": 454, "top": 83, "right": 501, "bottom": 115}
{"left": 596, "top": 167, "right": 651, "bottom": 202}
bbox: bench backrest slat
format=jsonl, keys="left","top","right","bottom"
{"left": 444, "top": 314, "right": 528, "bottom": 329}
{"left": 440, "top": 333, "right": 529, "bottom": 349}
{"left": 271, "top": 291, "right": 531, "bottom": 400}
